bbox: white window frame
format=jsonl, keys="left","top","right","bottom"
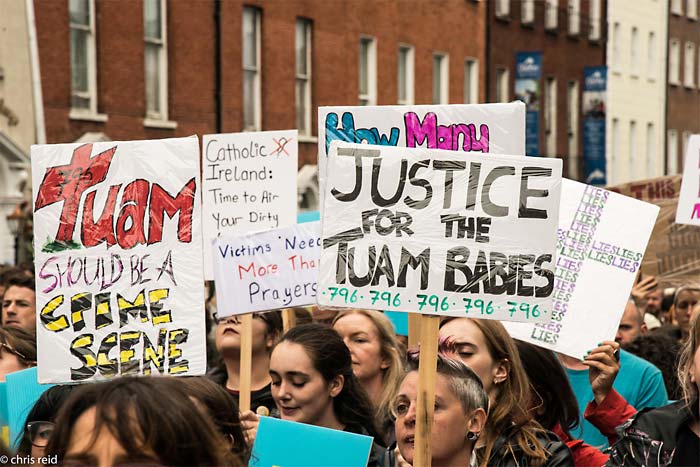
{"left": 397, "top": 44, "right": 414, "bottom": 105}
{"left": 647, "top": 32, "right": 656, "bottom": 81}
{"left": 689, "top": 0, "right": 698, "bottom": 19}
{"left": 568, "top": 0, "right": 580, "bottom": 36}
{"left": 630, "top": 27, "right": 639, "bottom": 77}
{"left": 667, "top": 129, "right": 678, "bottom": 174}
{"left": 567, "top": 80, "right": 579, "bottom": 177}
{"left": 521, "top": 0, "right": 535, "bottom": 25}
{"left": 671, "top": 0, "right": 683, "bottom": 15}
{"left": 669, "top": 38, "right": 680, "bottom": 85}
{"left": 545, "top": 0, "right": 558, "bottom": 30}
{"left": 143, "top": 0, "right": 174, "bottom": 128}
{"left": 358, "top": 36, "right": 377, "bottom": 106}
{"left": 295, "top": 18, "right": 312, "bottom": 136}
{"left": 646, "top": 123, "right": 655, "bottom": 177}
{"left": 685, "top": 42, "right": 696, "bottom": 88}
{"left": 464, "top": 58, "right": 479, "bottom": 104}
{"left": 495, "top": 67, "right": 509, "bottom": 103}
{"left": 682, "top": 131, "right": 692, "bottom": 163}
{"left": 242, "top": 7, "right": 261, "bottom": 131}
{"left": 612, "top": 23, "right": 621, "bottom": 72}
{"left": 589, "top": 0, "right": 601, "bottom": 41}
{"left": 545, "top": 77, "right": 557, "bottom": 157}
{"left": 496, "top": 0, "right": 510, "bottom": 18}
{"left": 69, "top": 0, "right": 105, "bottom": 121}
{"left": 432, "top": 53, "right": 449, "bottom": 105}
{"left": 611, "top": 118, "right": 619, "bottom": 180}
{"left": 629, "top": 120, "right": 637, "bottom": 178}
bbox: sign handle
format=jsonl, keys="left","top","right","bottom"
{"left": 239, "top": 313, "right": 253, "bottom": 413}
{"left": 414, "top": 314, "right": 440, "bottom": 467}
{"left": 282, "top": 308, "right": 297, "bottom": 333}
{"left": 408, "top": 314, "right": 421, "bottom": 348}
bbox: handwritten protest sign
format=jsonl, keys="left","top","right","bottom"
{"left": 676, "top": 135, "right": 700, "bottom": 226}
{"left": 318, "top": 103, "right": 526, "bottom": 202}
{"left": 505, "top": 179, "right": 659, "bottom": 358}
{"left": 250, "top": 416, "right": 373, "bottom": 467}
{"left": 31, "top": 137, "right": 206, "bottom": 383}
{"left": 213, "top": 221, "right": 320, "bottom": 317}
{"left": 609, "top": 175, "right": 700, "bottom": 287}
{"left": 202, "top": 130, "right": 298, "bottom": 279}
{"left": 318, "top": 142, "right": 562, "bottom": 323}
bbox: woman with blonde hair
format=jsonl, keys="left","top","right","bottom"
{"left": 332, "top": 309, "right": 403, "bottom": 444}
{"left": 439, "top": 317, "right": 572, "bottom": 467}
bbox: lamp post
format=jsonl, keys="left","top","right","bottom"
{"left": 6, "top": 206, "right": 23, "bottom": 265}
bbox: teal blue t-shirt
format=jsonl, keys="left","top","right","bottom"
{"left": 566, "top": 349, "right": 668, "bottom": 450}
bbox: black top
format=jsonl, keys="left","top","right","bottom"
{"left": 669, "top": 424, "right": 699, "bottom": 467}
{"left": 226, "top": 384, "right": 277, "bottom": 415}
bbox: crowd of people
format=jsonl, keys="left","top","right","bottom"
{"left": 0, "top": 263, "right": 698, "bottom": 467}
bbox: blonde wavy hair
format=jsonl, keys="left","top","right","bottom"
{"left": 677, "top": 314, "right": 700, "bottom": 418}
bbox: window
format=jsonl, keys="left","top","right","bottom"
{"left": 567, "top": 81, "right": 579, "bottom": 178}
{"left": 359, "top": 37, "right": 376, "bottom": 106}
{"left": 568, "top": 0, "right": 580, "bottom": 36}
{"left": 646, "top": 123, "right": 655, "bottom": 176}
{"left": 398, "top": 45, "right": 414, "bottom": 105}
{"left": 667, "top": 129, "right": 678, "bottom": 174}
{"left": 630, "top": 27, "right": 639, "bottom": 76}
{"left": 521, "top": 0, "right": 535, "bottom": 24}
{"left": 589, "top": 0, "right": 601, "bottom": 41}
{"left": 629, "top": 121, "right": 637, "bottom": 178}
{"left": 242, "top": 7, "right": 261, "bottom": 130}
{"left": 612, "top": 23, "right": 621, "bottom": 71}
{"left": 69, "top": 0, "right": 98, "bottom": 114}
{"left": 671, "top": 0, "right": 683, "bottom": 15}
{"left": 545, "top": 0, "right": 558, "bottom": 30}
{"left": 689, "top": 0, "right": 698, "bottom": 19}
{"left": 685, "top": 42, "right": 696, "bottom": 87}
{"left": 545, "top": 77, "right": 557, "bottom": 157}
{"left": 432, "top": 53, "right": 449, "bottom": 104}
{"left": 647, "top": 32, "right": 656, "bottom": 80}
{"left": 295, "top": 19, "right": 312, "bottom": 135}
{"left": 495, "top": 67, "right": 509, "bottom": 103}
{"left": 144, "top": 0, "right": 168, "bottom": 122}
{"left": 611, "top": 118, "right": 619, "bottom": 180}
{"left": 464, "top": 58, "right": 478, "bottom": 104}
{"left": 496, "top": 0, "right": 510, "bottom": 18}
{"left": 683, "top": 131, "right": 692, "bottom": 163}
{"left": 669, "top": 38, "right": 680, "bottom": 85}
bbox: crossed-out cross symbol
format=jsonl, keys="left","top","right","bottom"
{"left": 271, "top": 137, "right": 292, "bottom": 156}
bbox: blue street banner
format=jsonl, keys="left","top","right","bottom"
{"left": 515, "top": 52, "right": 542, "bottom": 157}
{"left": 250, "top": 416, "right": 373, "bottom": 467}
{"left": 583, "top": 66, "right": 607, "bottom": 185}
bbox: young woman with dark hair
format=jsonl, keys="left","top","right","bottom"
{"left": 44, "top": 376, "right": 242, "bottom": 466}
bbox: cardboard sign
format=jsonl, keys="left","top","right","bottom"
{"left": 31, "top": 138, "right": 206, "bottom": 383}
{"left": 505, "top": 179, "right": 659, "bottom": 358}
{"left": 202, "top": 130, "right": 298, "bottom": 279}
{"left": 250, "top": 416, "right": 373, "bottom": 467}
{"left": 6, "top": 367, "right": 53, "bottom": 448}
{"left": 318, "top": 142, "right": 562, "bottom": 323}
{"left": 318, "top": 103, "right": 526, "bottom": 203}
{"left": 213, "top": 222, "right": 320, "bottom": 316}
{"left": 609, "top": 175, "right": 700, "bottom": 288}
{"left": 676, "top": 135, "right": 700, "bottom": 226}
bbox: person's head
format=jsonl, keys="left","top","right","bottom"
{"left": 395, "top": 353, "right": 488, "bottom": 467}
{"left": 2, "top": 273, "right": 36, "bottom": 331}
{"left": 673, "top": 286, "right": 700, "bottom": 336}
{"left": 180, "top": 377, "right": 249, "bottom": 463}
{"left": 17, "top": 385, "right": 76, "bottom": 459}
{"left": 438, "top": 318, "right": 547, "bottom": 466}
{"left": 311, "top": 306, "right": 338, "bottom": 326}
{"left": 214, "top": 310, "right": 283, "bottom": 359}
{"left": 515, "top": 341, "right": 580, "bottom": 436}
{"left": 677, "top": 314, "right": 700, "bottom": 418}
{"left": 0, "top": 326, "right": 36, "bottom": 381}
{"left": 646, "top": 288, "right": 662, "bottom": 316}
{"left": 44, "top": 376, "right": 240, "bottom": 466}
{"left": 616, "top": 300, "right": 647, "bottom": 345}
{"left": 269, "top": 323, "right": 381, "bottom": 440}
{"left": 624, "top": 332, "right": 683, "bottom": 400}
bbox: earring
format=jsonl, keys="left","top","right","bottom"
{"left": 467, "top": 432, "right": 479, "bottom": 441}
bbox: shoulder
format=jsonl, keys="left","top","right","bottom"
{"left": 619, "top": 349, "right": 662, "bottom": 376}
{"left": 622, "top": 401, "right": 690, "bottom": 440}
{"left": 491, "top": 428, "right": 573, "bottom": 467}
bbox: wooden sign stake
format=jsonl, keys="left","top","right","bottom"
{"left": 408, "top": 313, "right": 421, "bottom": 348}
{"left": 239, "top": 313, "right": 253, "bottom": 413}
{"left": 414, "top": 314, "right": 440, "bottom": 467}
{"left": 282, "top": 308, "right": 297, "bottom": 333}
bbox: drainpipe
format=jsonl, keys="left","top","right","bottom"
{"left": 214, "top": 0, "right": 222, "bottom": 133}
{"left": 26, "top": 0, "right": 46, "bottom": 144}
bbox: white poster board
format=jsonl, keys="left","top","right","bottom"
{"left": 318, "top": 103, "right": 526, "bottom": 202}
{"left": 31, "top": 137, "right": 206, "bottom": 383}
{"left": 213, "top": 221, "right": 320, "bottom": 316}
{"left": 505, "top": 179, "right": 659, "bottom": 358}
{"left": 675, "top": 134, "right": 700, "bottom": 225}
{"left": 318, "top": 142, "right": 561, "bottom": 323}
{"left": 202, "top": 130, "right": 298, "bottom": 279}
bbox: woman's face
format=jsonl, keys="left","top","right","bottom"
{"left": 395, "top": 372, "right": 477, "bottom": 466}
{"left": 438, "top": 319, "right": 505, "bottom": 397}
{"left": 63, "top": 407, "right": 160, "bottom": 466}
{"left": 269, "top": 341, "right": 342, "bottom": 427}
{"left": 333, "top": 313, "right": 388, "bottom": 383}
{"left": 676, "top": 290, "right": 700, "bottom": 332}
{"left": 0, "top": 345, "right": 29, "bottom": 382}
{"left": 214, "top": 314, "right": 271, "bottom": 357}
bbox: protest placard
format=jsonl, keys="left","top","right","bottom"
{"left": 213, "top": 221, "right": 320, "bottom": 317}
{"left": 609, "top": 175, "right": 700, "bottom": 288}
{"left": 676, "top": 135, "right": 700, "bottom": 226}
{"left": 505, "top": 179, "right": 659, "bottom": 358}
{"left": 31, "top": 137, "right": 206, "bottom": 383}
{"left": 250, "top": 416, "right": 373, "bottom": 467}
{"left": 318, "top": 142, "right": 562, "bottom": 323}
{"left": 202, "top": 130, "right": 298, "bottom": 279}
{"left": 318, "top": 103, "right": 526, "bottom": 202}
